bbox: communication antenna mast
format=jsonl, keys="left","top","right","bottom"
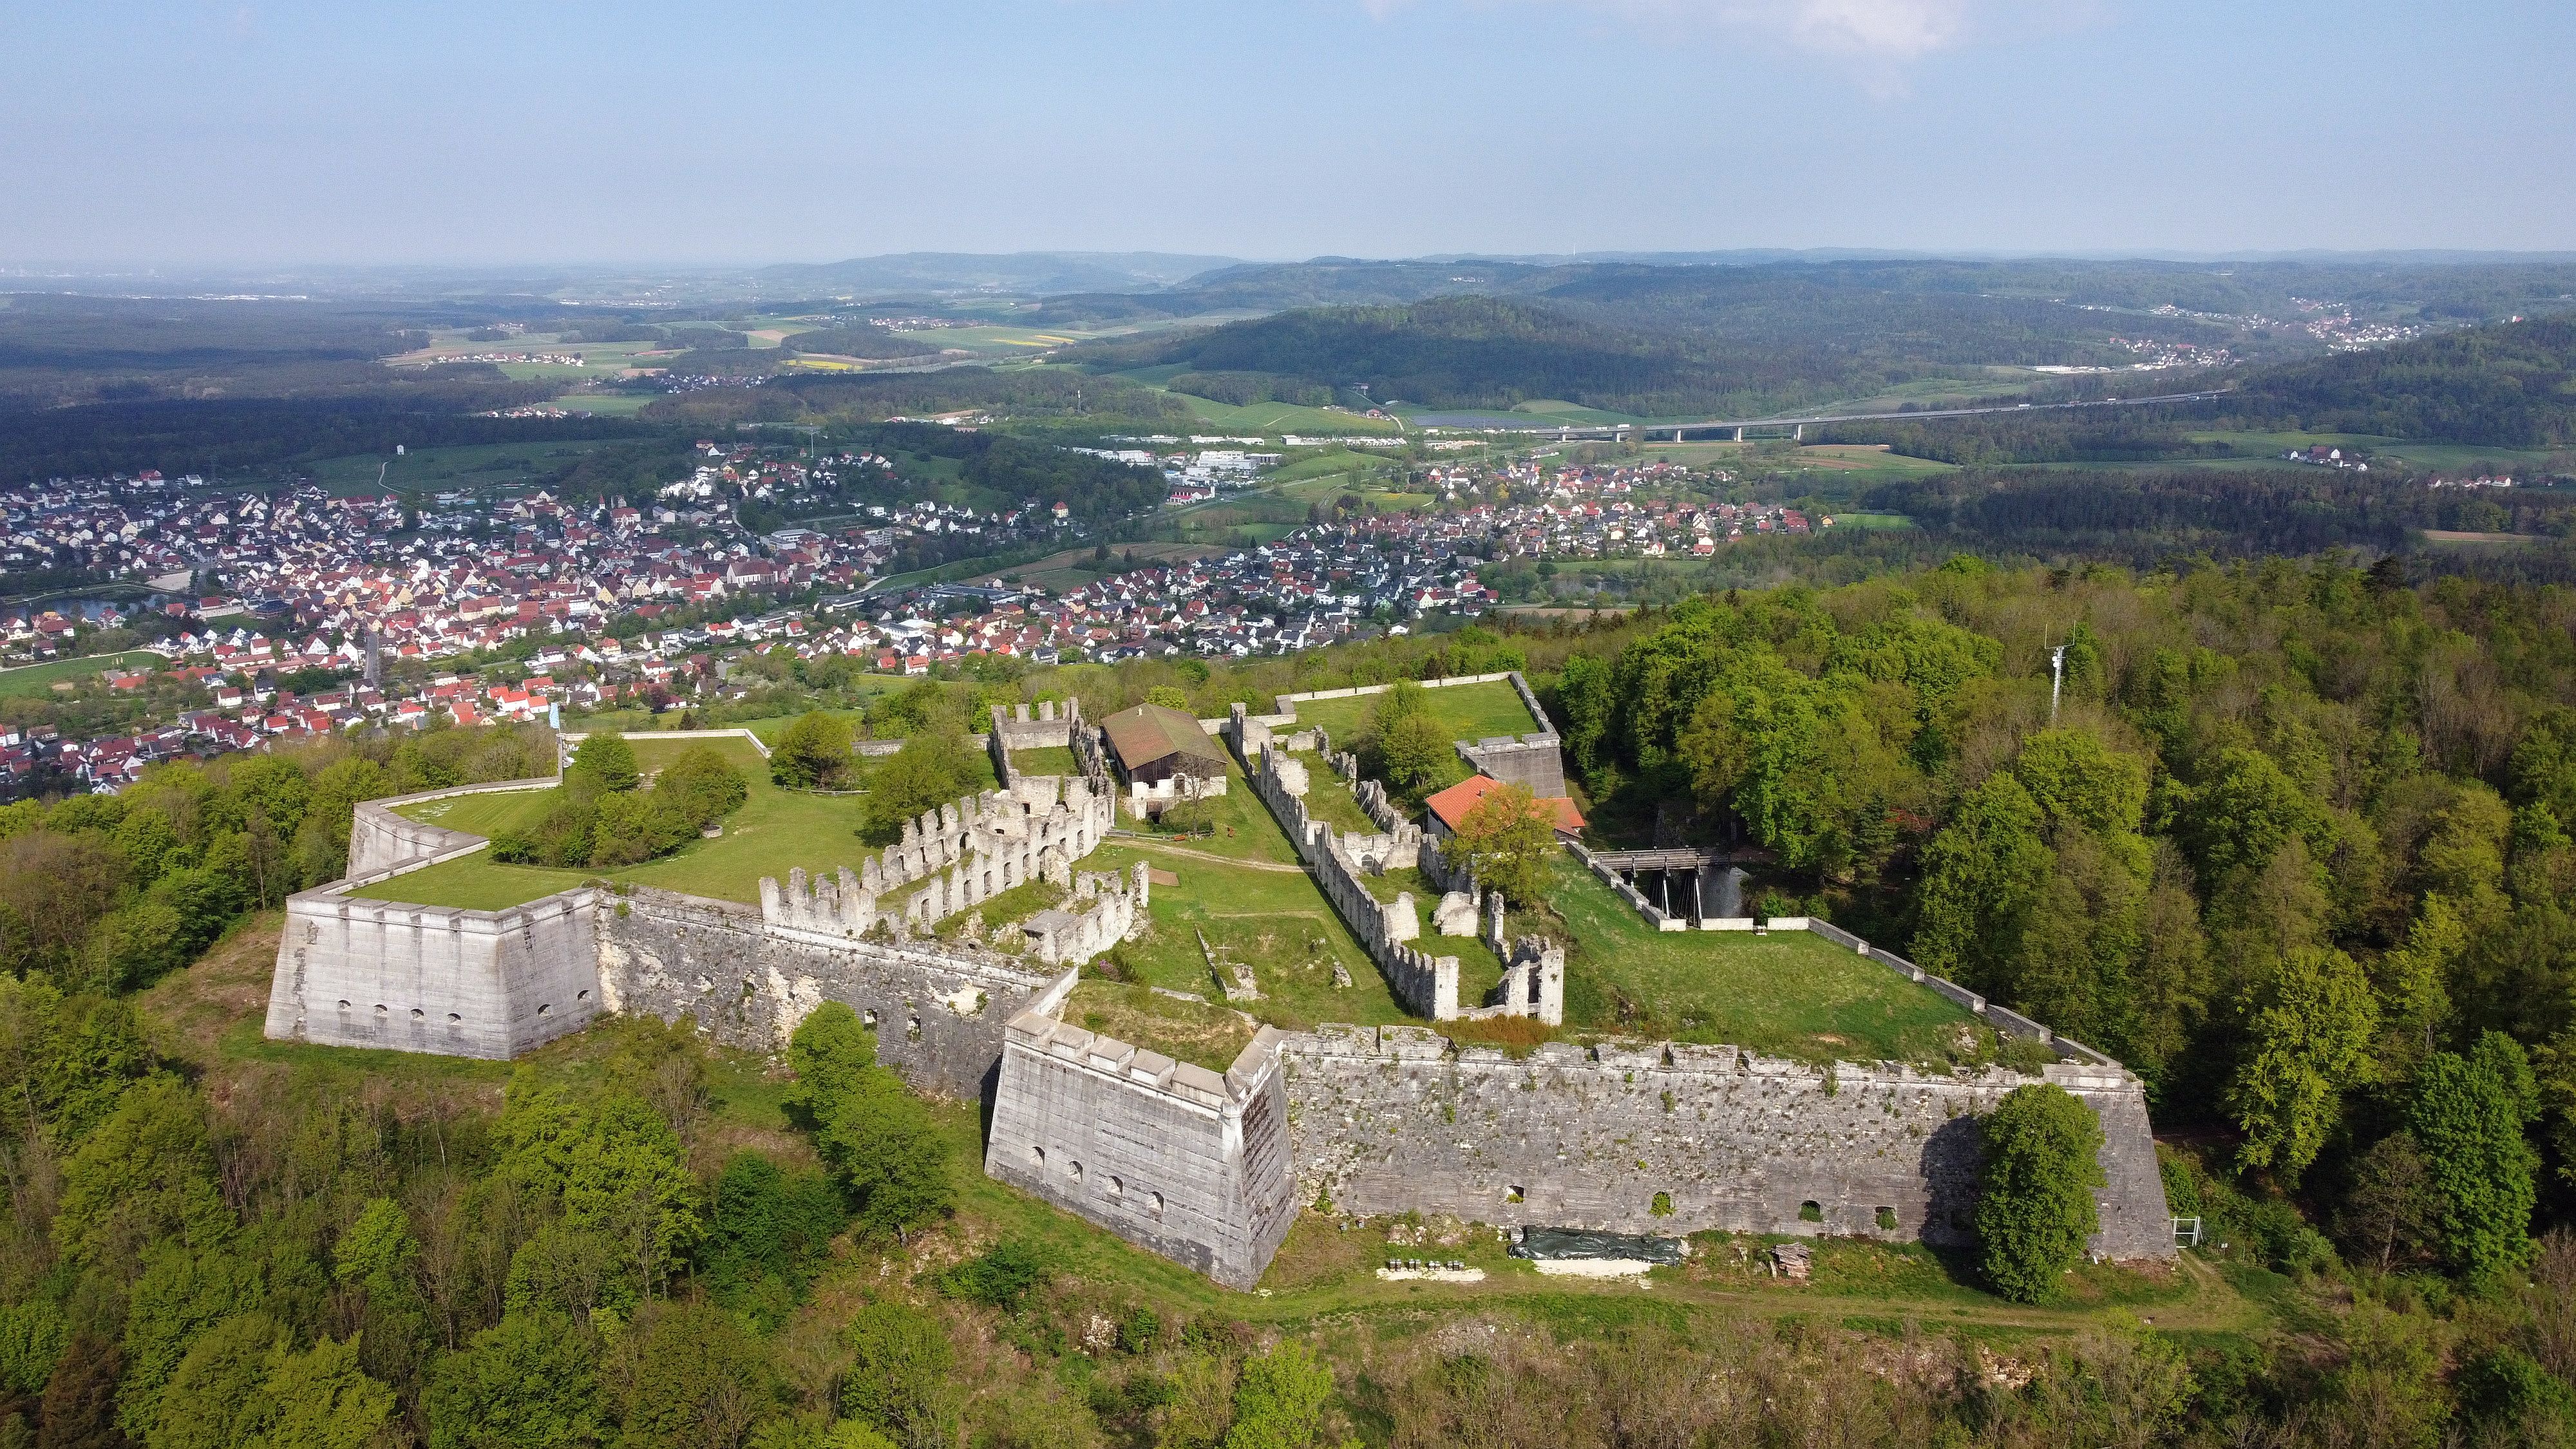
{"left": 2049, "top": 643, "right": 2069, "bottom": 724}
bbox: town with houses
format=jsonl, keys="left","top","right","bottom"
{"left": 0, "top": 442, "right": 1830, "bottom": 795}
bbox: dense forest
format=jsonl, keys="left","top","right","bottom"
{"left": 780, "top": 328, "right": 943, "bottom": 362}
{"left": 1070, "top": 297, "right": 1799, "bottom": 419}
{"left": 2222, "top": 317, "right": 2576, "bottom": 447}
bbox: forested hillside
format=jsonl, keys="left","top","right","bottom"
{"left": 2225, "top": 316, "right": 2576, "bottom": 446}
{"left": 1070, "top": 296, "right": 1818, "bottom": 419}
{"left": 1546, "top": 562, "right": 2576, "bottom": 1198}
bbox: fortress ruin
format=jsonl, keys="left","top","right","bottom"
{"left": 268, "top": 679, "right": 2170, "bottom": 1291}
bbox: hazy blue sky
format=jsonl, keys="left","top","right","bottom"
{"left": 4, "top": 0, "right": 2570, "bottom": 267}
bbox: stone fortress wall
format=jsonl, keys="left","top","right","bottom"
{"left": 278, "top": 679, "right": 2168, "bottom": 1293}
{"left": 1278, "top": 1026, "right": 2172, "bottom": 1260}
{"left": 270, "top": 732, "right": 1139, "bottom": 1093}
{"left": 1230, "top": 701, "right": 1564, "bottom": 1026}
{"left": 983, "top": 972, "right": 1298, "bottom": 1291}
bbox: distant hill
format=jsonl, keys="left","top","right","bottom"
{"left": 1067, "top": 295, "right": 1780, "bottom": 419}
{"left": 2225, "top": 316, "right": 2576, "bottom": 446}
{"left": 750, "top": 251, "right": 1240, "bottom": 298}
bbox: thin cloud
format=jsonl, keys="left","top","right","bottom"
{"left": 1368, "top": 0, "right": 2088, "bottom": 62}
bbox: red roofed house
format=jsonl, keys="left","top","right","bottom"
{"left": 1423, "top": 773, "right": 1586, "bottom": 842}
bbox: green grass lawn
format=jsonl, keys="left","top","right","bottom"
{"left": 359, "top": 736, "right": 884, "bottom": 909}
{"left": 1291, "top": 761, "right": 1380, "bottom": 835}
{"left": 1826, "top": 511, "right": 1918, "bottom": 529}
{"left": 391, "top": 786, "right": 561, "bottom": 839}
{"left": 1547, "top": 855, "right": 1976, "bottom": 1064}
{"left": 1168, "top": 394, "right": 1403, "bottom": 435}
{"left": 1287, "top": 679, "right": 1541, "bottom": 746}
{"left": 552, "top": 392, "right": 654, "bottom": 416}
{"left": 0, "top": 649, "right": 167, "bottom": 697}
{"left": 1009, "top": 746, "right": 1080, "bottom": 777}
{"left": 2183, "top": 428, "right": 2564, "bottom": 472}
{"left": 1086, "top": 837, "right": 1410, "bottom": 1031}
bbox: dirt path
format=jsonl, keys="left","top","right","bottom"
{"left": 1109, "top": 838, "right": 1309, "bottom": 874}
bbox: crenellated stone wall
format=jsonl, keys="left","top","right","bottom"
{"left": 1233, "top": 719, "right": 1460, "bottom": 1021}
{"left": 756, "top": 773, "right": 1115, "bottom": 939}
{"left": 989, "top": 700, "right": 1081, "bottom": 788}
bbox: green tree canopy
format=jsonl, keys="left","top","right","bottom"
{"left": 2230, "top": 946, "right": 2379, "bottom": 1180}
{"left": 1975, "top": 1083, "right": 2107, "bottom": 1303}
{"left": 570, "top": 732, "right": 640, "bottom": 793}
{"left": 772, "top": 712, "right": 857, "bottom": 791}
{"left": 2408, "top": 1030, "right": 2541, "bottom": 1285}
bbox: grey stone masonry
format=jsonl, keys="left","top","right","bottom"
{"left": 984, "top": 974, "right": 1299, "bottom": 1290}
{"left": 989, "top": 699, "right": 1081, "bottom": 789}
{"left": 1280, "top": 1026, "right": 2172, "bottom": 1262}
{"left": 1232, "top": 715, "right": 1459, "bottom": 1020}
{"left": 346, "top": 777, "right": 558, "bottom": 878}
{"left": 271, "top": 878, "right": 602, "bottom": 1060}
{"left": 595, "top": 886, "right": 1054, "bottom": 1101}
{"left": 755, "top": 773, "right": 1115, "bottom": 940}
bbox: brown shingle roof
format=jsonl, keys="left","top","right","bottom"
{"left": 1102, "top": 702, "right": 1227, "bottom": 772}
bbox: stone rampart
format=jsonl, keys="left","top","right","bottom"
{"left": 984, "top": 987, "right": 1298, "bottom": 1290}
{"left": 989, "top": 701, "right": 1081, "bottom": 788}
{"left": 270, "top": 879, "right": 602, "bottom": 1060}
{"left": 594, "top": 886, "right": 1054, "bottom": 1101}
{"left": 1278, "top": 1025, "right": 2172, "bottom": 1261}
{"left": 755, "top": 773, "right": 1115, "bottom": 941}
{"left": 347, "top": 776, "right": 559, "bottom": 878}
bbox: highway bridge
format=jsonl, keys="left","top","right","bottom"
{"left": 1447, "top": 386, "right": 2233, "bottom": 443}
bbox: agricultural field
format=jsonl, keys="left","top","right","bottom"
{"left": 1546, "top": 855, "right": 1980, "bottom": 1065}
{"left": 302, "top": 439, "right": 630, "bottom": 496}
{"left": 981, "top": 540, "right": 1222, "bottom": 591}
{"left": 1284, "top": 678, "right": 1541, "bottom": 746}
{"left": 1629, "top": 440, "right": 1958, "bottom": 476}
{"left": 1162, "top": 392, "right": 1404, "bottom": 436}
{"left": 0, "top": 649, "right": 169, "bottom": 698}
{"left": 2181, "top": 428, "right": 2564, "bottom": 473}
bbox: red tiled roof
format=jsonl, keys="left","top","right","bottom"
{"left": 1425, "top": 773, "right": 1586, "bottom": 837}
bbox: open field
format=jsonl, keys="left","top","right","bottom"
{"left": 1166, "top": 393, "right": 1403, "bottom": 435}
{"left": 2421, "top": 529, "right": 2547, "bottom": 546}
{"left": 1828, "top": 511, "right": 1919, "bottom": 529}
{"left": 0, "top": 648, "right": 167, "bottom": 697}
{"left": 550, "top": 392, "right": 655, "bottom": 416}
{"left": 303, "top": 439, "right": 630, "bottom": 496}
{"left": 1629, "top": 440, "right": 1958, "bottom": 475}
{"left": 1286, "top": 678, "right": 1541, "bottom": 745}
{"left": 2183, "top": 428, "right": 2565, "bottom": 473}
{"left": 978, "top": 540, "right": 1222, "bottom": 590}
{"left": 1548, "top": 855, "right": 1978, "bottom": 1064}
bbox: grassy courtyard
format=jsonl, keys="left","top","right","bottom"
{"left": 363, "top": 735, "right": 882, "bottom": 910}
{"left": 1285, "top": 678, "right": 1542, "bottom": 746}
{"left": 1546, "top": 854, "right": 1978, "bottom": 1065}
